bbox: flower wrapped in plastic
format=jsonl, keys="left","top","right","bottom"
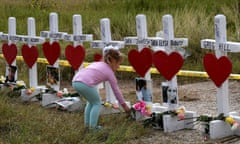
{"left": 132, "top": 100, "right": 152, "bottom": 117}
{"left": 0, "top": 75, "right": 6, "bottom": 84}
{"left": 225, "top": 116, "right": 240, "bottom": 131}
{"left": 174, "top": 106, "right": 185, "bottom": 120}
{"left": 56, "top": 88, "right": 80, "bottom": 98}
{"left": 178, "top": 113, "right": 240, "bottom": 140}
{"left": 25, "top": 87, "right": 35, "bottom": 95}
{"left": 143, "top": 106, "right": 186, "bottom": 129}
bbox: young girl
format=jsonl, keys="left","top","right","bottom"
{"left": 72, "top": 47, "right": 131, "bottom": 130}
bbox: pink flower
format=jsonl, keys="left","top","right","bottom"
{"left": 231, "top": 122, "right": 240, "bottom": 131}
{"left": 112, "top": 104, "right": 119, "bottom": 109}
{"left": 133, "top": 101, "right": 152, "bottom": 116}
{"left": 145, "top": 110, "right": 152, "bottom": 116}
{"left": 57, "top": 91, "right": 63, "bottom": 98}
{"left": 133, "top": 101, "right": 145, "bottom": 111}
{"left": 178, "top": 112, "right": 185, "bottom": 120}
{"left": 140, "top": 105, "right": 146, "bottom": 115}
{"left": 25, "top": 89, "right": 33, "bottom": 95}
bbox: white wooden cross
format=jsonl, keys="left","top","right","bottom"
{"left": 63, "top": 14, "right": 93, "bottom": 72}
{"left": 0, "top": 17, "right": 18, "bottom": 81}
{"left": 40, "top": 12, "right": 67, "bottom": 91}
{"left": 124, "top": 14, "right": 152, "bottom": 96}
{"left": 201, "top": 14, "right": 240, "bottom": 115}
{"left": 40, "top": 12, "right": 67, "bottom": 67}
{"left": 1, "top": 17, "right": 44, "bottom": 86}
{"left": 1, "top": 17, "right": 18, "bottom": 80}
{"left": 91, "top": 18, "right": 125, "bottom": 104}
{"left": 15, "top": 17, "right": 45, "bottom": 88}
{"left": 160, "top": 15, "right": 188, "bottom": 110}
{"left": 124, "top": 14, "right": 188, "bottom": 110}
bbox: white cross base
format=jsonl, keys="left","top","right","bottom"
{"left": 209, "top": 113, "right": 240, "bottom": 139}
{"left": 163, "top": 111, "right": 197, "bottom": 132}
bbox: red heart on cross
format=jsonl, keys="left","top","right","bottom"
{"left": 65, "top": 44, "right": 85, "bottom": 70}
{"left": 21, "top": 44, "right": 39, "bottom": 68}
{"left": 128, "top": 48, "right": 153, "bottom": 77}
{"left": 2, "top": 43, "right": 17, "bottom": 65}
{"left": 94, "top": 53, "right": 102, "bottom": 62}
{"left": 203, "top": 53, "right": 232, "bottom": 87}
{"left": 42, "top": 41, "right": 61, "bottom": 65}
{"left": 153, "top": 51, "right": 184, "bottom": 80}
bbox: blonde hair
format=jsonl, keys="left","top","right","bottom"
{"left": 104, "top": 49, "right": 124, "bottom": 64}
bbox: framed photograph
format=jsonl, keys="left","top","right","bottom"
{"left": 46, "top": 65, "right": 60, "bottom": 91}
{"left": 161, "top": 81, "right": 178, "bottom": 109}
{"left": 135, "top": 78, "right": 152, "bottom": 102}
{"left": 5, "top": 65, "right": 17, "bottom": 83}
{"left": 161, "top": 82, "right": 168, "bottom": 104}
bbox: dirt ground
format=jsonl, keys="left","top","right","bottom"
{"left": 117, "top": 79, "right": 240, "bottom": 144}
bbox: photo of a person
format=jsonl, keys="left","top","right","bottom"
{"left": 135, "top": 78, "right": 152, "bottom": 102}
{"left": 167, "top": 87, "right": 177, "bottom": 104}
{"left": 46, "top": 66, "right": 59, "bottom": 86}
{"left": 5, "top": 65, "right": 17, "bottom": 83}
{"left": 161, "top": 82, "right": 169, "bottom": 104}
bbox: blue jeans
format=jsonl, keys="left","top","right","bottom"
{"left": 72, "top": 82, "right": 102, "bottom": 128}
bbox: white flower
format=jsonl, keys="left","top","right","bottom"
{"left": 63, "top": 88, "right": 69, "bottom": 95}
{"left": 16, "top": 81, "right": 26, "bottom": 86}
{"left": 231, "top": 122, "right": 239, "bottom": 131}
{"left": 0, "top": 75, "right": 6, "bottom": 83}
{"left": 178, "top": 106, "right": 186, "bottom": 111}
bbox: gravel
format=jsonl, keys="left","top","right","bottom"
{"left": 126, "top": 80, "right": 240, "bottom": 144}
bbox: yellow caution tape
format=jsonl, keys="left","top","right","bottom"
{"left": 1, "top": 54, "right": 240, "bottom": 80}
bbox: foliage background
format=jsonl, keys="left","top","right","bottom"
{"left": 1, "top": 0, "right": 240, "bottom": 81}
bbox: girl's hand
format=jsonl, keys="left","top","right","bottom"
{"left": 121, "top": 103, "right": 131, "bottom": 114}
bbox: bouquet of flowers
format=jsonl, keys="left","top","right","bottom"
{"left": 196, "top": 113, "right": 240, "bottom": 134}
{"left": 143, "top": 106, "right": 186, "bottom": 129}
{"left": 56, "top": 88, "right": 80, "bottom": 98}
{"left": 3, "top": 80, "right": 26, "bottom": 98}
{"left": 132, "top": 101, "right": 152, "bottom": 117}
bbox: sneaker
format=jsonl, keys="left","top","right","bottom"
{"left": 95, "top": 125, "right": 103, "bottom": 130}
{"left": 89, "top": 125, "right": 103, "bottom": 132}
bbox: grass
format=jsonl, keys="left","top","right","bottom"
{"left": 0, "top": 89, "right": 151, "bottom": 144}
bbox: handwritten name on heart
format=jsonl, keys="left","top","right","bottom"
{"left": 153, "top": 51, "right": 184, "bottom": 80}
{"left": 203, "top": 53, "right": 232, "bottom": 87}
{"left": 21, "top": 44, "right": 39, "bottom": 68}
{"left": 128, "top": 48, "right": 153, "bottom": 77}
{"left": 65, "top": 45, "right": 85, "bottom": 70}
{"left": 2, "top": 43, "right": 17, "bottom": 65}
{"left": 42, "top": 41, "right": 61, "bottom": 65}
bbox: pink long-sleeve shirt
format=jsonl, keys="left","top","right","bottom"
{"left": 72, "top": 61, "right": 125, "bottom": 104}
